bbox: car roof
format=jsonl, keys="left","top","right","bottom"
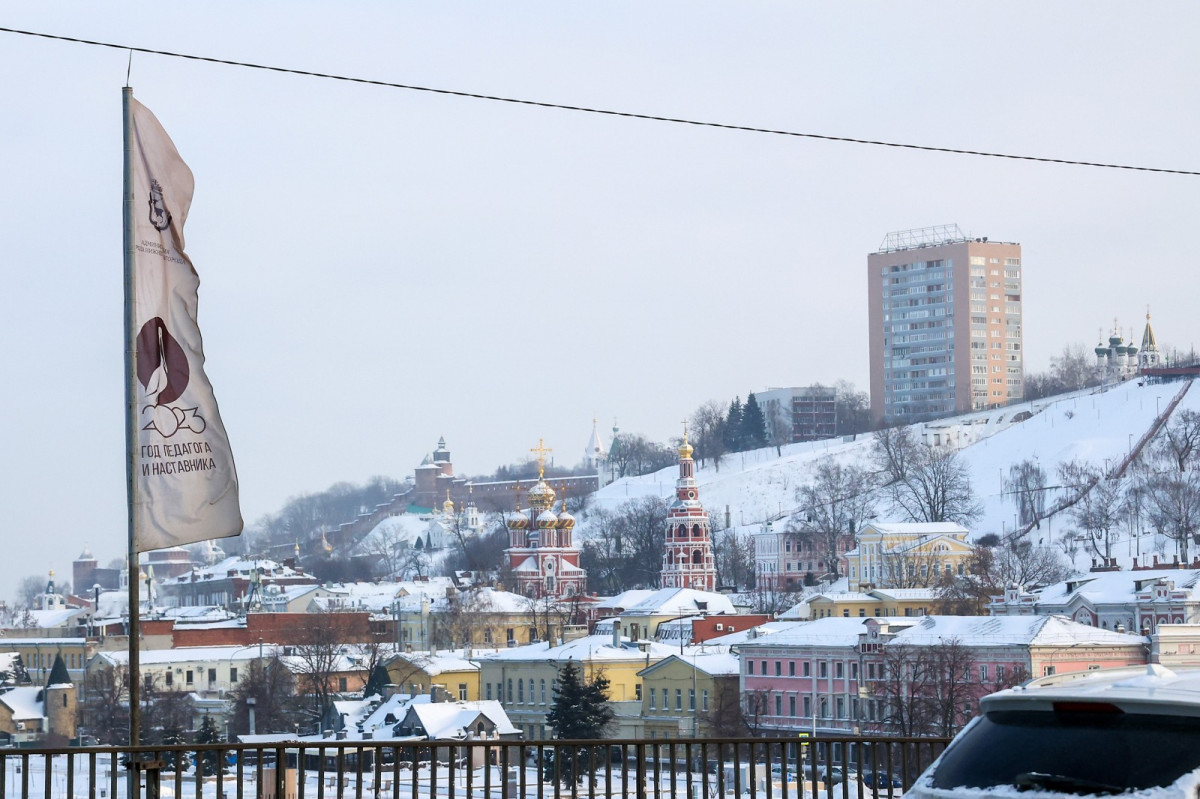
{"left": 981, "top": 664, "right": 1200, "bottom": 717}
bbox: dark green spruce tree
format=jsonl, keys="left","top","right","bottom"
{"left": 363, "top": 662, "right": 391, "bottom": 699}
{"left": 724, "top": 397, "right": 745, "bottom": 451}
{"left": 544, "top": 660, "right": 615, "bottom": 784}
{"left": 741, "top": 393, "right": 768, "bottom": 449}
{"left": 194, "top": 713, "right": 225, "bottom": 775}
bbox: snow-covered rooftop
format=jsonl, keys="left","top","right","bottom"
{"left": 892, "top": 615, "right": 1148, "bottom": 648}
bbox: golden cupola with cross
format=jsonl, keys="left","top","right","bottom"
{"left": 504, "top": 438, "right": 587, "bottom": 600}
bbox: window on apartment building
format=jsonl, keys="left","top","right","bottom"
{"left": 518, "top": 679, "right": 524, "bottom": 703}
{"left": 507, "top": 679, "right": 513, "bottom": 703}
{"left": 997, "top": 665, "right": 1006, "bottom": 682}
{"left": 774, "top": 661, "right": 782, "bottom": 676}
{"left": 803, "top": 696, "right": 812, "bottom": 717}
{"left": 506, "top": 628, "right": 515, "bottom": 644}
{"left": 1043, "top": 665, "right": 1056, "bottom": 677}
{"left": 820, "top": 698, "right": 830, "bottom": 718}
{"left": 338, "top": 677, "right": 347, "bottom": 692}
{"left": 761, "top": 661, "right": 768, "bottom": 675}
{"left": 747, "top": 661, "right": 754, "bottom": 675}
{"left": 487, "top": 683, "right": 493, "bottom": 701}
{"left": 789, "top": 696, "right": 797, "bottom": 717}
{"left": 230, "top": 667, "right": 238, "bottom": 683}
{"left": 529, "top": 679, "right": 534, "bottom": 704}
{"left": 676, "top": 689, "right": 683, "bottom": 711}
{"left": 650, "top": 688, "right": 657, "bottom": 710}
{"left": 979, "top": 665, "right": 988, "bottom": 683}
{"left": 459, "top": 683, "right": 468, "bottom": 701}
{"left": 788, "top": 661, "right": 796, "bottom": 676}
{"left": 484, "top": 629, "right": 493, "bottom": 644}
{"left": 775, "top": 694, "right": 782, "bottom": 716}
{"left": 702, "top": 690, "right": 709, "bottom": 712}
{"left": 835, "top": 662, "right": 844, "bottom": 678}
{"left": 208, "top": 668, "right": 217, "bottom": 684}
{"left": 690, "top": 688, "right": 696, "bottom": 711}
{"left": 165, "top": 671, "right": 173, "bottom": 687}
{"left": 851, "top": 663, "right": 859, "bottom": 680}
{"left": 819, "top": 662, "right": 828, "bottom": 678}
{"left": 803, "top": 661, "right": 811, "bottom": 677}
{"left": 635, "top": 683, "right": 641, "bottom": 701}
{"left": 836, "top": 697, "right": 845, "bottom": 718}
{"left": 843, "top": 609, "right": 850, "bottom": 617}
{"left": 542, "top": 679, "right": 548, "bottom": 704}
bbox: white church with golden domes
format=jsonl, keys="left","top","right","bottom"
{"left": 504, "top": 440, "right": 587, "bottom": 599}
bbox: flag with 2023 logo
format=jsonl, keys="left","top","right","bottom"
{"left": 128, "top": 97, "right": 242, "bottom": 551}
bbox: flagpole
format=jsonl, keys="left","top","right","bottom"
{"left": 122, "top": 85, "right": 142, "bottom": 747}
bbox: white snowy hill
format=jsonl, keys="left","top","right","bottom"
{"left": 580, "top": 378, "right": 1197, "bottom": 572}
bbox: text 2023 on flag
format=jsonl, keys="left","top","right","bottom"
{"left": 128, "top": 98, "right": 242, "bottom": 550}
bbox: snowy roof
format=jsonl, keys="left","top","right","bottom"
{"left": 22, "top": 607, "right": 87, "bottom": 629}
{"left": 592, "top": 589, "right": 659, "bottom": 612}
{"left": 869, "top": 588, "right": 942, "bottom": 601}
{"left": 96, "top": 644, "right": 281, "bottom": 666}
{"left": 1035, "top": 570, "right": 1200, "bottom": 606}
{"left": 475, "top": 634, "right": 678, "bottom": 663}
{"left": 407, "top": 701, "right": 517, "bottom": 739}
{"left": 640, "top": 650, "right": 740, "bottom": 678}
{"left": 892, "top": 615, "right": 1148, "bottom": 648}
{"left": 161, "top": 556, "right": 306, "bottom": 584}
{"left": 734, "top": 617, "right": 871, "bottom": 649}
{"left": 0, "top": 687, "right": 43, "bottom": 720}
{"left": 620, "top": 588, "right": 736, "bottom": 617}
{"left": 863, "top": 522, "right": 970, "bottom": 536}
{"left": 704, "top": 621, "right": 806, "bottom": 646}
{"left": 388, "top": 652, "right": 479, "bottom": 677}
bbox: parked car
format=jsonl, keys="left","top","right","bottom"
{"left": 861, "top": 769, "right": 903, "bottom": 790}
{"left": 908, "top": 664, "right": 1200, "bottom": 797}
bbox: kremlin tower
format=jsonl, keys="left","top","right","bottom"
{"left": 504, "top": 440, "right": 587, "bottom": 599}
{"left": 660, "top": 428, "right": 717, "bottom": 591}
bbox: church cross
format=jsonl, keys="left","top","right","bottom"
{"left": 530, "top": 438, "right": 552, "bottom": 479}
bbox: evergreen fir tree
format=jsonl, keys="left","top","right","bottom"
{"left": 194, "top": 713, "right": 225, "bottom": 775}
{"left": 741, "top": 393, "right": 768, "bottom": 449}
{"left": 544, "top": 660, "right": 615, "bottom": 784}
{"left": 363, "top": 662, "right": 391, "bottom": 699}
{"left": 723, "top": 397, "right": 744, "bottom": 452}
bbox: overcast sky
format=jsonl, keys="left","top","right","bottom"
{"left": 2, "top": 3, "right": 1197, "bottom": 596}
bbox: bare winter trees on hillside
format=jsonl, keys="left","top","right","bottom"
{"left": 872, "top": 427, "right": 982, "bottom": 526}
{"left": 1006, "top": 459, "right": 1048, "bottom": 528}
{"left": 792, "top": 461, "right": 877, "bottom": 580}
{"left": 579, "top": 496, "right": 669, "bottom": 592}
{"left": 1058, "top": 460, "right": 1125, "bottom": 562}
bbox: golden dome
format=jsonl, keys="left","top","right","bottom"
{"left": 527, "top": 479, "right": 556, "bottom": 511}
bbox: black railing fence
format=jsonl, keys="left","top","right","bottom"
{"left": 0, "top": 735, "right": 950, "bottom": 799}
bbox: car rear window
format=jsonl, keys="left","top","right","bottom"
{"left": 931, "top": 708, "right": 1200, "bottom": 793}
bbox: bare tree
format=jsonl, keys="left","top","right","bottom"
{"left": 936, "top": 540, "right": 1070, "bottom": 615}
{"left": 290, "top": 612, "right": 362, "bottom": 729}
{"left": 82, "top": 664, "right": 130, "bottom": 745}
{"left": 433, "top": 588, "right": 502, "bottom": 649}
{"left": 872, "top": 425, "right": 921, "bottom": 484}
{"left": 578, "top": 497, "right": 668, "bottom": 591}
{"left": 1049, "top": 344, "right": 1099, "bottom": 392}
{"left": 793, "top": 461, "right": 877, "bottom": 579}
{"left": 689, "top": 400, "right": 728, "bottom": 471}
{"left": 880, "top": 442, "right": 982, "bottom": 526}
{"left": 702, "top": 678, "right": 749, "bottom": 737}
{"left": 925, "top": 638, "right": 981, "bottom": 737}
{"left": 833, "top": 380, "right": 872, "bottom": 435}
{"left": 762, "top": 397, "right": 792, "bottom": 456}
{"left": 1157, "top": 409, "right": 1200, "bottom": 473}
{"left": 1058, "top": 460, "right": 1125, "bottom": 562}
{"left": 1144, "top": 463, "right": 1200, "bottom": 564}
{"left": 712, "top": 528, "right": 755, "bottom": 590}
{"left": 229, "top": 656, "right": 297, "bottom": 735}
{"left": 1007, "top": 459, "right": 1048, "bottom": 528}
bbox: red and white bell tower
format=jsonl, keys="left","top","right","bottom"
{"left": 661, "top": 427, "right": 717, "bottom": 590}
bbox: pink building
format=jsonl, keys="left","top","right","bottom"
{"left": 735, "top": 615, "right": 1147, "bottom": 737}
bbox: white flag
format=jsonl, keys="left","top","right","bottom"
{"left": 128, "top": 98, "right": 242, "bottom": 551}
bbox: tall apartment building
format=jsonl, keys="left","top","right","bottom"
{"left": 868, "top": 224, "right": 1023, "bottom": 424}
{"left": 756, "top": 386, "right": 838, "bottom": 442}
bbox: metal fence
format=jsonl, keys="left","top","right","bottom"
{"left": 0, "top": 734, "right": 951, "bottom": 799}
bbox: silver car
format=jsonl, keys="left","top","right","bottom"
{"left": 908, "top": 664, "right": 1200, "bottom": 797}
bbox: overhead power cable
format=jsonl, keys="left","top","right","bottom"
{"left": 4, "top": 25, "right": 1199, "bottom": 177}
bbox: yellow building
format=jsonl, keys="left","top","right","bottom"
{"left": 475, "top": 634, "right": 678, "bottom": 740}
{"left": 638, "top": 650, "right": 740, "bottom": 739}
{"left": 384, "top": 651, "right": 480, "bottom": 702}
{"left": 845, "top": 522, "right": 973, "bottom": 591}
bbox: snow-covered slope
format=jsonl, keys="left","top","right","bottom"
{"left": 579, "top": 378, "right": 1197, "bottom": 570}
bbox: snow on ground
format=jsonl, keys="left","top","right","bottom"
{"left": 579, "top": 378, "right": 1196, "bottom": 574}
